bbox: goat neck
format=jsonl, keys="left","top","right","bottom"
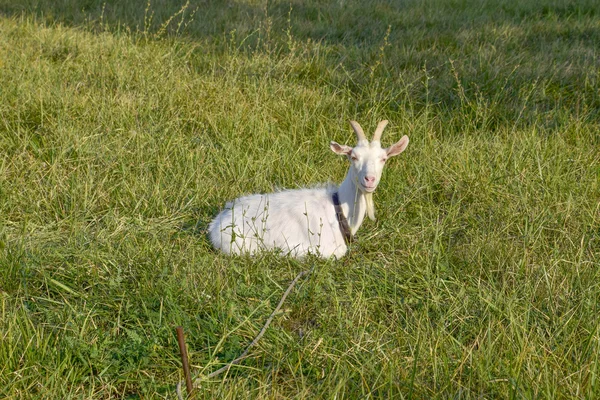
{"left": 337, "top": 172, "right": 367, "bottom": 235}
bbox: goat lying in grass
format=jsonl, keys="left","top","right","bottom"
{"left": 209, "top": 120, "right": 409, "bottom": 258}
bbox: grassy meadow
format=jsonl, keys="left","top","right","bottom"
{"left": 1, "top": 0, "right": 599, "bottom": 398}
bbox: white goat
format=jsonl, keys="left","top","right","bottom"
{"left": 209, "top": 120, "right": 409, "bottom": 258}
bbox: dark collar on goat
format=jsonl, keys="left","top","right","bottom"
{"left": 332, "top": 192, "right": 353, "bottom": 245}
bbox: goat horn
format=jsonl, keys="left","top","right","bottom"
{"left": 372, "top": 120, "right": 389, "bottom": 142}
{"left": 349, "top": 121, "right": 368, "bottom": 143}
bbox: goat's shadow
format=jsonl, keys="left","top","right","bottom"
{"left": 179, "top": 205, "right": 219, "bottom": 245}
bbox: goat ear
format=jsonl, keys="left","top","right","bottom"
{"left": 386, "top": 135, "right": 409, "bottom": 157}
{"left": 330, "top": 141, "right": 353, "bottom": 155}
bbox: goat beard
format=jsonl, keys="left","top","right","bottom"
{"left": 364, "top": 192, "right": 376, "bottom": 221}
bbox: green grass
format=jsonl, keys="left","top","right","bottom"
{"left": 1, "top": 0, "right": 599, "bottom": 398}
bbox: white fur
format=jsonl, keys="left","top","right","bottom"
{"left": 209, "top": 120, "right": 409, "bottom": 258}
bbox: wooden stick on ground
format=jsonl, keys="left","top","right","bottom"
{"left": 176, "top": 326, "right": 194, "bottom": 398}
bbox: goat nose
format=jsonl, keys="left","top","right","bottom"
{"left": 364, "top": 176, "right": 375, "bottom": 184}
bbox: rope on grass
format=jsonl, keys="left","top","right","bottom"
{"left": 177, "top": 269, "right": 311, "bottom": 399}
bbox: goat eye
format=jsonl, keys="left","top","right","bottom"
{"left": 351, "top": 155, "right": 358, "bottom": 161}
{"left": 381, "top": 157, "right": 387, "bottom": 163}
